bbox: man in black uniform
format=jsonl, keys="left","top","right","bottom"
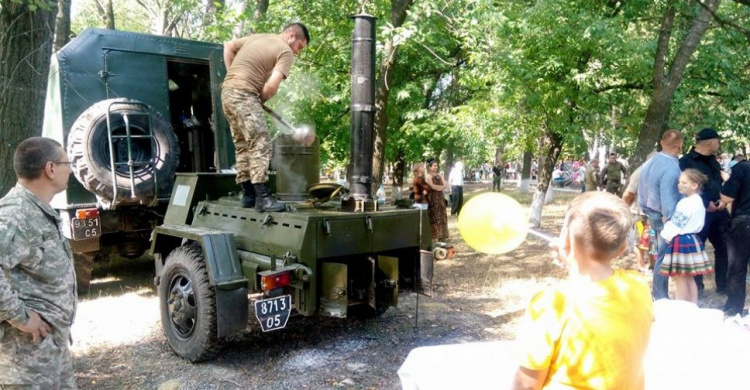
{"left": 721, "top": 158, "right": 750, "bottom": 315}
{"left": 678, "top": 128, "right": 729, "bottom": 295}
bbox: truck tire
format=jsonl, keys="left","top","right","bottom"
{"left": 159, "top": 244, "right": 218, "bottom": 362}
{"left": 67, "top": 98, "right": 179, "bottom": 205}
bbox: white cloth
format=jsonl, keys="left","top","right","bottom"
{"left": 397, "top": 301, "right": 750, "bottom": 390}
{"left": 660, "top": 193, "right": 705, "bottom": 242}
{"left": 448, "top": 166, "right": 463, "bottom": 186}
{"left": 398, "top": 341, "right": 516, "bottom": 390}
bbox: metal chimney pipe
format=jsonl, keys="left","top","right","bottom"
{"left": 344, "top": 14, "right": 376, "bottom": 211}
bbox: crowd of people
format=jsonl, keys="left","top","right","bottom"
{"left": 571, "top": 129, "right": 750, "bottom": 313}
{"left": 636, "top": 129, "right": 749, "bottom": 315}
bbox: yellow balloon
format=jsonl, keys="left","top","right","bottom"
{"left": 458, "top": 192, "right": 529, "bottom": 254}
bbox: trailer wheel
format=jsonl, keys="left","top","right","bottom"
{"left": 67, "top": 98, "right": 179, "bottom": 205}
{"left": 159, "top": 244, "right": 218, "bottom": 362}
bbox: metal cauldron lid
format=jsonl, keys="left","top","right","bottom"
{"left": 307, "top": 182, "right": 346, "bottom": 201}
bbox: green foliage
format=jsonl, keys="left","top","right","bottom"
{"left": 71, "top": 0, "right": 150, "bottom": 33}
{"left": 67, "top": 0, "right": 750, "bottom": 166}
{"left": 3, "top": 0, "right": 56, "bottom": 12}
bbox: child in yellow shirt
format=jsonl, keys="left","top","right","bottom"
{"left": 511, "top": 192, "right": 654, "bottom": 390}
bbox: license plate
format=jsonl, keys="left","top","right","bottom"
{"left": 71, "top": 217, "right": 101, "bottom": 240}
{"left": 254, "top": 295, "right": 292, "bottom": 332}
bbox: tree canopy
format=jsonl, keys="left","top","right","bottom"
{"left": 2, "top": 0, "right": 748, "bottom": 212}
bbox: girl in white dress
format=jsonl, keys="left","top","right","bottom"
{"left": 659, "top": 168, "right": 713, "bottom": 303}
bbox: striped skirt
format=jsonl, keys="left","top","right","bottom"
{"left": 659, "top": 233, "right": 713, "bottom": 276}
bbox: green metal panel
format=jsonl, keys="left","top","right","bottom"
{"left": 271, "top": 135, "right": 320, "bottom": 201}
{"left": 163, "top": 175, "right": 198, "bottom": 225}
{"left": 320, "top": 263, "right": 347, "bottom": 318}
{"left": 201, "top": 233, "right": 247, "bottom": 290}
{"left": 103, "top": 51, "right": 169, "bottom": 115}
{"left": 164, "top": 173, "right": 238, "bottom": 225}
{"left": 316, "top": 217, "right": 371, "bottom": 257}
{"left": 194, "top": 204, "right": 310, "bottom": 257}
{"left": 150, "top": 224, "right": 246, "bottom": 290}
{"left": 371, "top": 209, "right": 429, "bottom": 252}
{"left": 240, "top": 258, "right": 258, "bottom": 291}
{"left": 378, "top": 255, "right": 399, "bottom": 306}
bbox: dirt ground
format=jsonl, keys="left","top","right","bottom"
{"left": 69, "top": 183, "right": 728, "bottom": 389}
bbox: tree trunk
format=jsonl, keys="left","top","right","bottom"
{"left": 94, "top": 0, "right": 115, "bottom": 29}
{"left": 631, "top": 88, "right": 673, "bottom": 167}
{"left": 54, "top": 0, "right": 71, "bottom": 51}
{"left": 202, "top": 0, "right": 225, "bottom": 33}
{"left": 394, "top": 152, "right": 405, "bottom": 188}
{"left": 529, "top": 130, "right": 564, "bottom": 228}
{"left": 630, "top": 0, "right": 720, "bottom": 169}
{"left": 254, "top": 0, "right": 268, "bottom": 21}
{"left": 519, "top": 150, "right": 533, "bottom": 193}
{"left": 372, "top": 0, "right": 414, "bottom": 187}
{"left": 0, "top": 1, "right": 58, "bottom": 195}
{"left": 445, "top": 149, "right": 454, "bottom": 177}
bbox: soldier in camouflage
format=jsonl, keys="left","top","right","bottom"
{"left": 601, "top": 152, "right": 628, "bottom": 196}
{"left": 221, "top": 23, "right": 310, "bottom": 212}
{"left": 0, "top": 137, "right": 77, "bottom": 389}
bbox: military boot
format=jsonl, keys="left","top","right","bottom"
{"left": 254, "top": 182, "right": 285, "bottom": 212}
{"left": 240, "top": 181, "right": 255, "bottom": 208}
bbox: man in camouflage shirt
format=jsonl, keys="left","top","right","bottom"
{"left": 221, "top": 23, "right": 310, "bottom": 212}
{"left": 601, "top": 153, "right": 628, "bottom": 196}
{"left": 0, "top": 137, "right": 77, "bottom": 389}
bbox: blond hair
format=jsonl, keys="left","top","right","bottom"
{"left": 565, "top": 192, "right": 633, "bottom": 262}
{"left": 681, "top": 168, "right": 708, "bottom": 191}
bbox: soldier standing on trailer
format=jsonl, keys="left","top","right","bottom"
{"left": 221, "top": 23, "right": 310, "bottom": 212}
{"left": 0, "top": 137, "right": 78, "bottom": 388}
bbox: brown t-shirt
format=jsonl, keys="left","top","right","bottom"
{"left": 222, "top": 34, "right": 295, "bottom": 94}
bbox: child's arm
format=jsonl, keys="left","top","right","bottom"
{"left": 511, "top": 366, "right": 549, "bottom": 390}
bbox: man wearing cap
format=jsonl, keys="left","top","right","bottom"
{"left": 679, "top": 128, "right": 729, "bottom": 296}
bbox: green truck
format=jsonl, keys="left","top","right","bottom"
{"left": 43, "top": 28, "right": 233, "bottom": 290}
{"left": 44, "top": 16, "right": 434, "bottom": 362}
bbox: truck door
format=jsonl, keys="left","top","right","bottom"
{"left": 101, "top": 50, "right": 169, "bottom": 116}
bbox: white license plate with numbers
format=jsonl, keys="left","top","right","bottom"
{"left": 254, "top": 295, "right": 292, "bottom": 332}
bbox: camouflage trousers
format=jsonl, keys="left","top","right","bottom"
{"left": 606, "top": 180, "right": 623, "bottom": 196}
{"left": 0, "top": 324, "right": 75, "bottom": 389}
{"left": 221, "top": 88, "right": 272, "bottom": 184}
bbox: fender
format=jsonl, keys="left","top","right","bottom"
{"left": 151, "top": 225, "right": 248, "bottom": 338}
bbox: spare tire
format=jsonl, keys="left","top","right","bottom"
{"left": 67, "top": 98, "right": 179, "bottom": 206}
